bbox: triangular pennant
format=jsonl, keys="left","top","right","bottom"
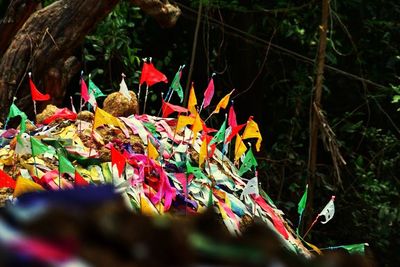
{"left": 0, "top": 169, "right": 16, "bottom": 189}
{"left": 111, "top": 144, "right": 126, "bottom": 177}
{"left": 203, "top": 76, "right": 215, "bottom": 109}
{"left": 75, "top": 170, "right": 89, "bottom": 186}
{"left": 31, "top": 137, "right": 50, "bottom": 157}
{"left": 212, "top": 89, "right": 234, "bottom": 114}
{"left": 13, "top": 176, "right": 44, "bottom": 197}
{"left": 242, "top": 117, "right": 262, "bottom": 152}
{"left": 161, "top": 98, "right": 188, "bottom": 118}
{"left": 29, "top": 78, "right": 50, "bottom": 101}
{"left": 139, "top": 61, "right": 168, "bottom": 86}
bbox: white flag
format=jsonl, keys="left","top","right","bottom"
{"left": 240, "top": 176, "right": 259, "bottom": 200}
{"left": 319, "top": 196, "right": 335, "bottom": 224}
{"left": 119, "top": 74, "right": 131, "bottom": 101}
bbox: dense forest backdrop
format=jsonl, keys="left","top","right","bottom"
{"left": 1, "top": 0, "right": 399, "bottom": 266}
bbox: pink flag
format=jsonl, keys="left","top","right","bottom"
{"left": 228, "top": 104, "right": 237, "bottom": 128}
{"left": 81, "top": 78, "right": 90, "bottom": 103}
{"left": 202, "top": 76, "right": 215, "bottom": 108}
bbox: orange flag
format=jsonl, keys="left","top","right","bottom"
{"left": 93, "top": 107, "right": 125, "bottom": 131}
{"left": 234, "top": 134, "right": 247, "bottom": 161}
{"left": 187, "top": 83, "right": 197, "bottom": 114}
{"left": 212, "top": 89, "right": 234, "bottom": 114}
{"left": 147, "top": 137, "right": 159, "bottom": 161}
{"left": 175, "top": 115, "right": 195, "bottom": 132}
{"left": 242, "top": 117, "right": 262, "bottom": 151}
{"left": 13, "top": 176, "right": 44, "bottom": 198}
{"left": 199, "top": 136, "right": 208, "bottom": 167}
{"left": 191, "top": 112, "right": 203, "bottom": 143}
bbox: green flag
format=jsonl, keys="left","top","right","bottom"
{"left": 340, "top": 243, "right": 367, "bottom": 254}
{"left": 31, "top": 137, "right": 50, "bottom": 157}
{"left": 89, "top": 78, "right": 106, "bottom": 98}
{"left": 207, "top": 186, "right": 214, "bottom": 207}
{"left": 298, "top": 185, "right": 308, "bottom": 215}
{"left": 210, "top": 118, "right": 227, "bottom": 145}
{"left": 238, "top": 148, "right": 258, "bottom": 176}
{"left": 7, "top": 103, "right": 27, "bottom": 134}
{"left": 58, "top": 153, "right": 75, "bottom": 174}
{"left": 170, "top": 68, "right": 184, "bottom": 103}
{"left": 326, "top": 243, "right": 368, "bottom": 255}
{"left": 186, "top": 160, "right": 208, "bottom": 180}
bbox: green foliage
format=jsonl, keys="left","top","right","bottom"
{"left": 83, "top": 2, "right": 143, "bottom": 93}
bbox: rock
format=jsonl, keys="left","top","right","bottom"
{"left": 77, "top": 111, "right": 94, "bottom": 122}
{"left": 36, "top": 104, "right": 58, "bottom": 124}
{"left": 103, "top": 91, "right": 139, "bottom": 117}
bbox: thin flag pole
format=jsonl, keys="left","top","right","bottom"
{"left": 157, "top": 92, "right": 165, "bottom": 117}
{"left": 79, "top": 71, "right": 84, "bottom": 113}
{"left": 4, "top": 97, "right": 17, "bottom": 130}
{"left": 303, "top": 215, "right": 320, "bottom": 239}
{"left": 143, "top": 85, "right": 150, "bottom": 114}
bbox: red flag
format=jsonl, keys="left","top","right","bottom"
{"left": 111, "top": 145, "right": 126, "bottom": 177}
{"left": 29, "top": 79, "right": 50, "bottom": 101}
{"left": 161, "top": 99, "right": 188, "bottom": 118}
{"left": 0, "top": 169, "right": 16, "bottom": 189}
{"left": 202, "top": 77, "right": 215, "bottom": 108}
{"left": 139, "top": 62, "right": 168, "bottom": 86}
{"left": 228, "top": 104, "right": 237, "bottom": 128}
{"left": 81, "top": 78, "right": 90, "bottom": 103}
{"left": 225, "top": 123, "right": 246, "bottom": 143}
{"left": 253, "top": 195, "right": 289, "bottom": 239}
{"left": 42, "top": 108, "right": 77, "bottom": 124}
{"left": 75, "top": 170, "right": 89, "bottom": 186}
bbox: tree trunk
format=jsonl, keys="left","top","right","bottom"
{"left": 305, "top": 0, "right": 329, "bottom": 233}
{"left": 0, "top": 0, "right": 180, "bottom": 121}
{"left": 0, "top": 0, "right": 40, "bottom": 56}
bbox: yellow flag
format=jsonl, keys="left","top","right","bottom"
{"left": 199, "top": 137, "right": 208, "bottom": 167}
{"left": 140, "top": 194, "right": 159, "bottom": 215}
{"left": 242, "top": 118, "right": 262, "bottom": 151}
{"left": 234, "top": 134, "right": 247, "bottom": 161}
{"left": 212, "top": 89, "right": 234, "bottom": 114}
{"left": 147, "top": 138, "right": 159, "bottom": 160}
{"left": 191, "top": 112, "right": 203, "bottom": 142}
{"left": 93, "top": 107, "right": 125, "bottom": 130}
{"left": 187, "top": 83, "right": 197, "bottom": 114}
{"left": 303, "top": 239, "right": 322, "bottom": 255}
{"left": 13, "top": 176, "right": 44, "bottom": 198}
{"left": 175, "top": 115, "right": 195, "bottom": 132}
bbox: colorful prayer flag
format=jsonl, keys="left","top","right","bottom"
{"left": 93, "top": 107, "right": 125, "bottom": 131}
{"left": 298, "top": 185, "right": 308, "bottom": 215}
{"left": 13, "top": 176, "right": 44, "bottom": 197}
{"left": 161, "top": 99, "right": 188, "bottom": 118}
{"left": 81, "top": 77, "right": 90, "bottom": 104}
{"left": 212, "top": 89, "right": 234, "bottom": 114}
{"left": 176, "top": 115, "right": 195, "bottom": 132}
{"left": 238, "top": 148, "right": 257, "bottom": 176}
{"left": 0, "top": 169, "right": 16, "bottom": 189}
{"left": 187, "top": 83, "right": 197, "bottom": 115}
{"left": 191, "top": 112, "right": 203, "bottom": 142}
{"left": 242, "top": 117, "right": 262, "bottom": 152}
{"left": 111, "top": 145, "right": 126, "bottom": 177}
{"left": 234, "top": 134, "right": 247, "bottom": 162}
{"left": 226, "top": 123, "right": 246, "bottom": 143}
{"left": 170, "top": 67, "right": 184, "bottom": 103}
{"left": 228, "top": 103, "right": 237, "bottom": 128}
{"left": 147, "top": 138, "right": 159, "bottom": 161}
{"left": 210, "top": 117, "right": 227, "bottom": 145}
{"left": 240, "top": 176, "right": 259, "bottom": 199}
{"left": 31, "top": 137, "right": 50, "bottom": 157}
{"left": 58, "top": 153, "right": 75, "bottom": 175}
{"left": 203, "top": 76, "right": 215, "bottom": 109}
{"left": 75, "top": 170, "right": 89, "bottom": 186}
{"left": 7, "top": 103, "right": 27, "bottom": 134}
{"left": 29, "top": 78, "right": 50, "bottom": 101}
{"left": 199, "top": 136, "right": 208, "bottom": 167}
{"left": 119, "top": 74, "right": 131, "bottom": 100}
{"left": 319, "top": 196, "right": 335, "bottom": 224}
{"left": 140, "top": 61, "right": 168, "bottom": 86}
